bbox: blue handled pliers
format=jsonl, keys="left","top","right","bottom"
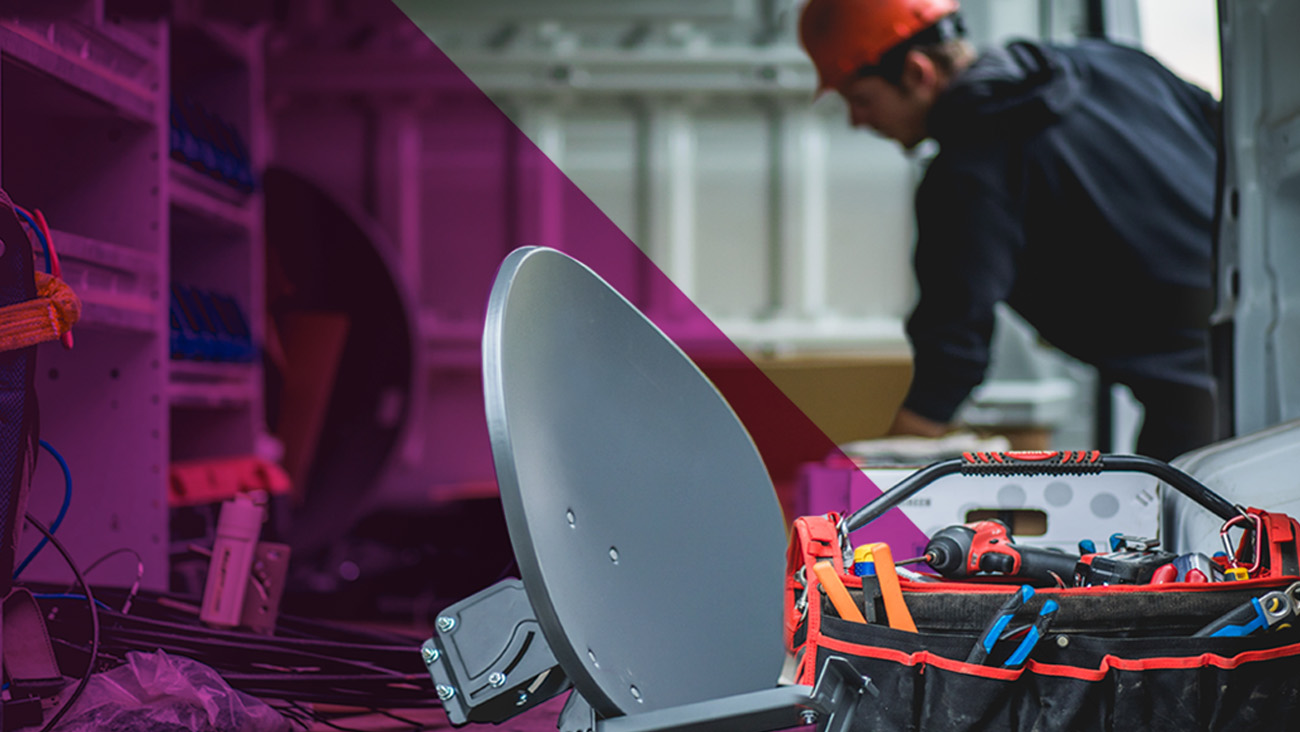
{"left": 966, "top": 585, "right": 1060, "bottom": 668}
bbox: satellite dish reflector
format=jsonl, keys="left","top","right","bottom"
{"left": 482, "top": 247, "right": 788, "bottom": 717}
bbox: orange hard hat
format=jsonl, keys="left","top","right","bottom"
{"left": 799, "top": 0, "right": 961, "bottom": 92}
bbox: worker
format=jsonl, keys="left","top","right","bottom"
{"left": 798, "top": 0, "right": 1219, "bottom": 461}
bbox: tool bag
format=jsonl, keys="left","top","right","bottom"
{"left": 786, "top": 452, "right": 1300, "bottom": 732}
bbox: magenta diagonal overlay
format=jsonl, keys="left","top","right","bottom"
{"left": 372, "top": 2, "right": 923, "bottom": 547}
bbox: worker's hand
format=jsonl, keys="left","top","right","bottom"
{"left": 887, "top": 407, "right": 950, "bottom": 438}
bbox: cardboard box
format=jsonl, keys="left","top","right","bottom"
{"left": 751, "top": 351, "right": 913, "bottom": 445}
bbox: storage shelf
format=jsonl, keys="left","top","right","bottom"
{"left": 169, "top": 160, "right": 255, "bottom": 233}
{"left": 75, "top": 291, "right": 158, "bottom": 333}
{"left": 41, "top": 229, "right": 160, "bottom": 334}
{"left": 168, "top": 360, "right": 259, "bottom": 408}
{"left": 0, "top": 20, "right": 158, "bottom": 122}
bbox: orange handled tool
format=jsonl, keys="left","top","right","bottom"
{"left": 865, "top": 542, "right": 917, "bottom": 632}
{"left": 813, "top": 561, "right": 866, "bottom": 624}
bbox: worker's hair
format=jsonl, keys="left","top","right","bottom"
{"left": 858, "top": 14, "right": 974, "bottom": 87}
{"left": 911, "top": 39, "right": 976, "bottom": 81}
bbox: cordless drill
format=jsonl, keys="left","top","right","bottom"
{"left": 924, "top": 520, "right": 1080, "bottom": 586}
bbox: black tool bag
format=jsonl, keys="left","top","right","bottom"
{"left": 786, "top": 452, "right": 1300, "bottom": 732}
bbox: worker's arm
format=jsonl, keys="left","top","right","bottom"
{"left": 902, "top": 145, "right": 1026, "bottom": 424}
{"left": 886, "top": 406, "right": 949, "bottom": 437}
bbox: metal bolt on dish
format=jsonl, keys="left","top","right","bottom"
{"left": 421, "top": 645, "right": 440, "bottom": 664}
{"left": 436, "top": 616, "right": 456, "bottom": 633}
{"left": 488, "top": 672, "right": 507, "bottom": 688}
{"left": 436, "top": 684, "right": 457, "bottom": 701}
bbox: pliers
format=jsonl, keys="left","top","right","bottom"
{"left": 1194, "top": 581, "right": 1300, "bottom": 637}
{"left": 965, "top": 585, "right": 1060, "bottom": 668}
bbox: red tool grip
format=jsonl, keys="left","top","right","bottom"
{"left": 960, "top": 450, "right": 1103, "bottom": 474}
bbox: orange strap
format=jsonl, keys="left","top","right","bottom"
{"left": 0, "top": 271, "right": 80, "bottom": 353}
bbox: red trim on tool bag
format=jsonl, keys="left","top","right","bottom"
{"left": 895, "top": 576, "right": 1297, "bottom": 595}
{"left": 1029, "top": 640, "right": 1300, "bottom": 681}
{"left": 786, "top": 513, "right": 845, "bottom": 685}
{"left": 818, "top": 634, "right": 1022, "bottom": 680}
{"left": 1103, "top": 641, "right": 1300, "bottom": 670}
{"left": 819, "top": 631, "right": 1300, "bottom": 682}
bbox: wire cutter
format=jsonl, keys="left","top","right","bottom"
{"left": 966, "top": 585, "right": 1059, "bottom": 667}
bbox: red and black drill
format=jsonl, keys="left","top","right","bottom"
{"left": 922, "top": 520, "right": 1081, "bottom": 586}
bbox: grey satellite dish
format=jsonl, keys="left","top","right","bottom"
{"left": 423, "top": 247, "right": 872, "bottom": 731}
{"left": 483, "top": 246, "right": 786, "bottom": 715}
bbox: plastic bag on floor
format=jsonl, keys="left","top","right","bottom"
{"left": 52, "top": 649, "right": 289, "bottom": 732}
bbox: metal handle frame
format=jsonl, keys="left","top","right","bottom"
{"left": 842, "top": 452, "right": 1240, "bottom": 534}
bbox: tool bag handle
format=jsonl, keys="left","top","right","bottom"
{"left": 842, "top": 451, "right": 1239, "bottom": 533}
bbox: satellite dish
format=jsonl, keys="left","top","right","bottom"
{"left": 482, "top": 247, "right": 788, "bottom": 717}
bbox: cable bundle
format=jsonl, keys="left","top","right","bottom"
{"left": 32, "top": 586, "right": 440, "bottom": 711}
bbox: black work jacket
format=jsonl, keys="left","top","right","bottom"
{"left": 902, "top": 40, "right": 1219, "bottom": 423}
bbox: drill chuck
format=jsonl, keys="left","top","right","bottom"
{"left": 923, "top": 530, "right": 972, "bottom": 577}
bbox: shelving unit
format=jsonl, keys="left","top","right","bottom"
{"left": 0, "top": 7, "right": 267, "bottom": 591}
{"left": 166, "top": 17, "right": 265, "bottom": 467}
{"left": 1, "top": 10, "right": 171, "bottom": 590}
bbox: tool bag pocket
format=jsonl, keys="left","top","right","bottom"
{"left": 804, "top": 591, "right": 1300, "bottom": 732}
